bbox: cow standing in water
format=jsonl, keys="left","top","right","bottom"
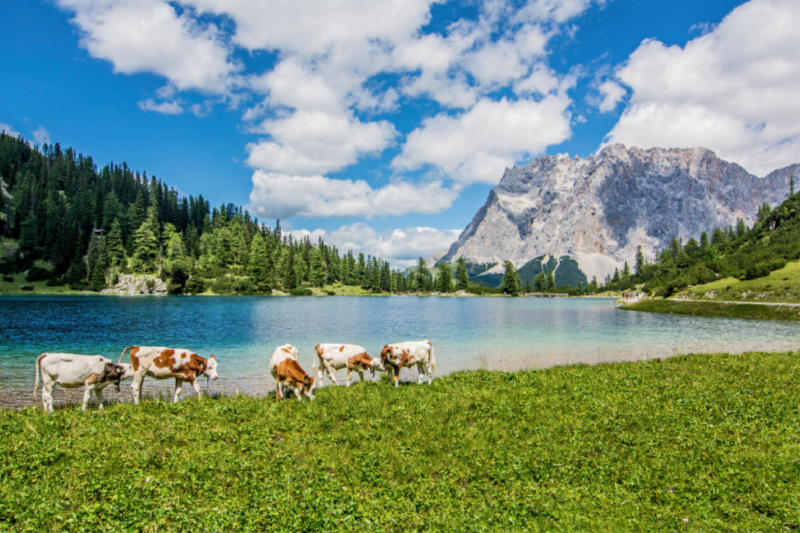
{"left": 269, "top": 344, "right": 315, "bottom": 401}
{"left": 380, "top": 341, "right": 436, "bottom": 387}
{"left": 34, "top": 353, "right": 134, "bottom": 413}
{"left": 312, "top": 344, "right": 384, "bottom": 386}
{"left": 119, "top": 346, "right": 218, "bottom": 404}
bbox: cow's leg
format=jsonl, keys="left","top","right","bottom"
{"left": 417, "top": 363, "right": 425, "bottom": 385}
{"left": 358, "top": 370, "right": 365, "bottom": 383}
{"left": 189, "top": 378, "right": 202, "bottom": 399}
{"left": 82, "top": 385, "right": 94, "bottom": 410}
{"left": 346, "top": 369, "right": 352, "bottom": 387}
{"left": 393, "top": 366, "right": 401, "bottom": 388}
{"left": 425, "top": 361, "right": 434, "bottom": 384}
{"left": 94, "top": 387, "right": 105, "bottom": 410}
{"left": 42, "top": 378, "right": 55, "bottom": 414}
{"left": 131, "top": 372, "right": 146, "bottom": 405}
{"left": 174, "top": 378, "right": 183, "bottom": 403}
{"left": 293, "top": 387, "right": 302, "bottom": 402}
{"left": 324, "top": 362, "right": 338, "bottom": 385}
{"left": 276, "top": 381, "right": 283, "bottom": 400}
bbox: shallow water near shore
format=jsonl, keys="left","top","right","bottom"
{"left": 1, "top": 295, "right": 798, "bottom": 408}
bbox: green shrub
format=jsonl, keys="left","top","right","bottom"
{"left": 325, "top": 290, "right": 335, "bottom": 296}
{"left": 145, "top": 279, "right": 156, "bottom": 290}
{"left": 2, "top": 275, "right": 13, "bottom": 283}
{"left": 745, "top": 263, "right": 770, "bottom": 280}
{"left": 25, "top": 266, "right": 53, "bottom": 282}
{"left": 185, "top": 276, "right": 206, "bottom": 294}
{"left": 289, "top": 287, "right": 313, "bottom": 296}
{"left": 20, "top": 285, "right": 34, "bottom": 291}
{"left": 46, "top": 277, "right": 66, "bottom": 287}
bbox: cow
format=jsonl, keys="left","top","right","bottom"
{"left": 34, "top": 353, "right": 135, "bottom": 413}
{"left": 380, "top": 340, "right": 436, "bottom": 388}
{"left": 119, "top": 346, "right": 218, "bottom": 405}
{"left": 312, "top": 344, "right": 384, "bottom": 387}
{"left": 269, "top": 344, "right": 315, "bottom": 401}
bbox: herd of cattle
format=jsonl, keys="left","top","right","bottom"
{"left": 32, "top": 340, "right": 435, "bottom": 412}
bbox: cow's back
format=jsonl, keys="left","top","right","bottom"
{"left": 270, "top": 345, "right": 298, "bottom": 375}
{"left": 319, "top": 344, "right": 367, "bottom": 367}
{"left": 40, "top": 353, "right": 110, "bottom": 386}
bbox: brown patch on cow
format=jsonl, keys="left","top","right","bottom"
{"left": 427, "top": 340, "right": 433, "bottom": 346}
{"left": 339, "top": 345, "right": 345, "bottom": 352}
{"left": 277, "top": 358, "right": 312, "bottom": 392}
{"left": 399, "top": 349, "right": 413, "bottom": 368}
{"left": 314, "top": 344, "right": 321, "bottom": 355}
{"left": 153, "top": 349, "right": 177, "bottom": 370}
{"left": 185, "top": 353, "right": 208, "bottom": 377}
{"left": 130, "top": 347, "right": 140, "bottom": 371}
{"left": 281, "top": 346, "right": 293, "bottom": 356}
{"left": 347, "top": 352, "right": 372, "bottom": 371}
{"left": 380, "top": 345, "right": 392, "bottom": 366}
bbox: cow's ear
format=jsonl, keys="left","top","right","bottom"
{"left": 209, "top": 354, "right": 215, "bottom": 359}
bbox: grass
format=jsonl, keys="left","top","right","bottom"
{"left": 620, "top": 299, "right": 800, "bottom": 321}
{"left": 1, "top": 351, "right": 798, "bottom": 532}
{"left": 0, "top": 272, "right": 85, "bottom": 295}
{"left": 674, "top": 260, "right": 800, "bottom": 304}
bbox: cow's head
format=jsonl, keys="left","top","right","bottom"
{"left": 368, "top": 356, "right": 386, "bottom": 376}
{"left": 204, "top": 355, "right": 219, "bottom": 380}
{"left": 380, "top": 345, "right": 395, "bottom": 367}
{"left": 303, "top": 375, "right": 316, "bottom": 400}
{"left": 116, "top": 363, "right": 135, "bottom": 380}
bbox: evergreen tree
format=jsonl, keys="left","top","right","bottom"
{"left": 524, "top": 279, "right": 532, "bottom": 293}
{"left": 86, "top": 235, "right": 106, "bottom": 291}
{"left": 534, "top": 272, "right": 546, "bottom": 291}
{"left": 131, "top": 203, "right": 160, "bottom": 273}
{"left": 309, "top": 246, "right": 326, "bottom": 287}
{"left": 437, "top": 262, "right": 452, "bottom": 293}
{"left": 106, "top": 219, "right": 125, "bottom": 268}
{"left": 546, "top": 269, "right": 555, "bottom": 291}
{"left": 163, "top": 224, "right": 190, "bottom": 293}
{"left": 455, "top": 257, "right": 468, "bottom": 290}
{"left": 380, "top": 260, "right": 391, "bottom": 291}
{"left": 284, "top": 247, "right": 297, "bottom": 290}
{"left": 247, "top": 232, "right": 272, "bottom": 293}
{"left": 635, "top": 245, "right": 645, "bottom": 275}
{"left": 700, "top": 231, "right": 709, "bottom": 248}
{"left": 371, "top": 257, "right": 381, "bottom": 292}
{"left": 622, "top": 261, "right": 630, "bottom": 280}
{"left": 500, "top": 260, "right": 518, "bottom": 294}
{"left": 416, "top": 257, "right": 429, "bottom": 292}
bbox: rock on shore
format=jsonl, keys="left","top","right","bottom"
{"left": 101, "top": 274, "right": 167, "bottom": 295}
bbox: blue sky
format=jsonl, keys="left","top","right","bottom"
{"left": 1, "top": 0, "right": 797, "bottom": 267}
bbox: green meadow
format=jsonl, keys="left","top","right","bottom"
{"left": 1, "top": 351, "right": 798, "bottom": 532}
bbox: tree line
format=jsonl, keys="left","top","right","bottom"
{"left": 0, "top": 133, "right": 413, "bottom": 294}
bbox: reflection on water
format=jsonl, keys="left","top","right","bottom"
{"left": 1, "top": 295, "right": 798, "bottom": 408}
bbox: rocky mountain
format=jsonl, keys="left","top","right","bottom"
{"left": 440, "top": 144, "right": 796, "bottom": 286}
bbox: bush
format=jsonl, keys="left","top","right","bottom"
{"left": 20, "top": 285, "right": 34, "bottom": 291}
{"left": 185, "top": 276, "right": 206, "bottom": 294}
{"left": 289, "top": 287, "right": 313, "bottom": 296}
{"left": 46, "top": 277, "right": 66, "bottom": 287}
{"left": 2, "top": 275, "right": 13, "bottom": 283}
{"left": 325, "top": 290, "right": 336, "bottom": 296}
{"left": 25, "top": 266, "right": 53, "bottom": 282}
{"left": 745, "top": 263, "right": 770, "bottom": 280}
{"left": 145, "top": 279, "right": 156, "bottom": 290}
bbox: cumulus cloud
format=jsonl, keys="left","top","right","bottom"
{"left": 0, "top": 122, "right": 20, "bottom": 138}
{"left": 248, "top": 172, "right": 458, "bottom": 220}
{"left": 32, "top": 127, "right": 51, "bottom": 146}
{"left": 287, "top": 223, "right": 462, "bottom": 269}
{"left": 57, "top": 0, "right": 237, "bottom": 94}
{"left": 605, "top": 0, "right": 800, "bottom": 176}
{"left": 138, "top": 99, "right": 183, "bottom": 115}
{"left": 594, "top": 80, "right": 626, "bottom": 112}
{"left": 392, "top": 95, "right": 572, "bottom": 184}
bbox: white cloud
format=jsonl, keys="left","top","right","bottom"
{"left": 605, "top": 0, "right": 800, "bottom": 176}
{"left": 57, "top": 0, "right": 237, "bottom": 94}
{"left": 0, "top": 122, "right": 20, "bottom": 138}
{"left": 392, "top": 95, "right": 572, "bottom": 184}
{"left": 32, "top": 127, "right": 51, "bottom": 146}
{"left": 138, "top": 99, "right": 183, "bottom": 115}
{"left": 246, "top": 110, "right": 397, "bottom": 176}
{"left": 594, "top": 80, "right": 626, "bottom": 112}
{"left": 248, "top": 172, "right": 457, "bottom": 220}
{"left": 287, "top": 223, "right": 461, "bottom": 269}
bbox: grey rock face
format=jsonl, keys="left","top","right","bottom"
{"left": 441, "top": 144, "right": 795, "bottom": 283}
{"left": 101, "top": 274, "right": 168, "bottom": 295}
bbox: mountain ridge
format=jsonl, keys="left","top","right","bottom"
{"left": 440, "top": 144, "right": 796, "bottom": 284}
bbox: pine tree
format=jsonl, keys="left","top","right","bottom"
{"left": 247, "top": 232, "right": 271, "bottom": 293}
{"left": 500, "top": 260, "right": 518, "bottom": 294}
{"left": 534, "top": 272, "right": 546, "bottom": 291}
{"left": 309, "top": 246, "right": 326, "bottom": 287}
{"left": 546, "top": 269, "right": 555, "bottom": 291}
{"left": 416, "top": 257, "right": 429, "bottom": 292}
{"left": 622, "top": 262, "right": 630, "bottom": 280}
{"left": 524, "top": 279, "right": 532, "bottom": 293}
{"left": 700, "top": 232, "right": 709, "bottom": 248}
{"left": 635, "top": 245, "right": 645, "bottom": 275}
{"left": 455, "top": 257, "right": 468, "bottom": 290}
{"left": 106, "top": 219, "right": 125, "bottom": 268}
{"left": 437, "top": 262, "right": 452, "bottom": 293}
{"left": 284, "top": 247, "right": 297, "bottom": 290}
{"left": 131, "top": 203, "right": 160, "bottom": 273}
{"left": 86, "top": 235, "right": 106, "bottom": 291}
{"left": 380, "top": 260, "right": 391, "bottom": 291}
{"left": 371, "top": 257, "right": 381, "bottom": 292}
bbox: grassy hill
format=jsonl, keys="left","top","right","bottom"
{"left": 673, "top": 260, "right": 800, "bottom": 304}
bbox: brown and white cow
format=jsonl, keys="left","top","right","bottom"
{"left": 119, "top": 346, "right": 219, "bottom": 404}
{"left": 34, "top": 353, "right": 135, "bottom": 413}
{"left": 312, "top": 344, "right": 384, "bottom": 387}
{"left": 380, "top": 340, "right": 436, "bottom": 387}
{"left": 269, "top": 344, "right": 315, "bottom": 401}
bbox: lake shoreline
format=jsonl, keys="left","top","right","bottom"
{"left": 620, "top": 298, "right": 800, "bottom": 321}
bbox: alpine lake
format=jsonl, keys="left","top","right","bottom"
{"left": 2, "top": 294, "right": 798, "bottom": 409}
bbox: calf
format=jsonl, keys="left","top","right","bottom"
{"left": 34, "top": 353, "right": 134, "bottom": 413}
{"left": 119, "top": 346, "right": 218, "bottom": 404}
{"left": 269, "top": 344, "right": 315, "bottom": 400}
{"left": 380, "top": 340, "right": 436, "bottom": 387}
{"left": 312, "top": 344, "right": 384, "bottom": 386}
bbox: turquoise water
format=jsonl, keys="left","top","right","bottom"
{"left": 2, "top": 295, "right": 798, "bottom": 407}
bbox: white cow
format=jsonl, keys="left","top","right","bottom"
{"left": 119, "top": 346, "right": 219, "bottom": 404}
{"left": 380, "top": 340, "right": 436, "bottom": 387}
{"left": 34, "top": 353, "right": 134, "bottom": 413}
{"left": 312, "top": 344, "right": 384, "bottom": 386}
{"left": 269, "top": 344, "right": 315, "bottom": 401}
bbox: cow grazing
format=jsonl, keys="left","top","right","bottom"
{"left": 119, "top": 346, "right": 218, "bottom": 405}
{"left": 312, "top": 344, "right": 384, "bottom": 386}
{"left": 380, "top": 340, "right": 436, "bottom": 387}
{"left": 269, "top": 344, "right": 315, "bottom": 401}
{"left": 34, "top": 353, "right": 134, "bottom": 413}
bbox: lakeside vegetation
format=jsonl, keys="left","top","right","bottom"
{"left": 1, "top": 351, "right": 797, "bottom": 531}
{"left": 620, "top": 298, "right": 800, "bottom": 321}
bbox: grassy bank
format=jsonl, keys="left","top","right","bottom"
{"left": 673, "top": 260, "right": 800, "bottom": 304}
{"left": 2, "top": 352, "right": 798, "bottom": 531}
{"left": 620, "top": 298, "right": 800, "bottom": 321}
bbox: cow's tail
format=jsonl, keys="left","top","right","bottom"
{"left": 33, "top": 353, "right": 46, "bottom": 397}
{"left": 312, "top": 344, "right": 321, "bottom": 371}
{"left": 428, "top": 341, "right": 436, "bottom": 372}
{"left": 118, "top": 345, "right": 136, "bottom": 364}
